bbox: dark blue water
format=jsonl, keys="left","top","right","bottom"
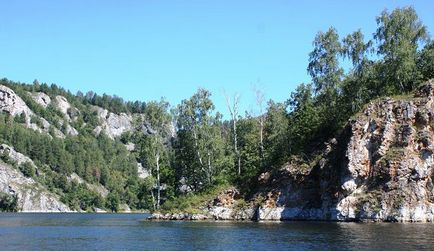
{"left": 0, "top": 213, "right": 433, "bottom": 250}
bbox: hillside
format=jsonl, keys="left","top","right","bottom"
{"left": 0, "top": 80, "right": 162, "bottom": 212}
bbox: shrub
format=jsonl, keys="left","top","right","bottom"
{"left": 19, "top": 161, "right": 36, "bottom": 178}
{"left": 0, "top": 192, "right": 18, "bottom": 212}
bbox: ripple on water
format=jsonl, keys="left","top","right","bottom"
{"left": 0, "top": 214, "right": 434, "bottom": 250}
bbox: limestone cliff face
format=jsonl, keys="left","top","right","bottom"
{"left": 0, "top": 162, "right": 72, "bottom": 212}
{"left": 92, "top": 106, "right": 133, "bottom": 139}
{"left": 0, "top": 144, "right": 73, "bottom": 212}
{"left": 255, "top": 82, "right": 434, "bottom": 222}
{"left": 0, "top": 85, "right": 67, "bottom": 137}
{"left": 0, "top": 85, "right": 33, "bottom": 123}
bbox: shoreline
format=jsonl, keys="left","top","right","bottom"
{"left": 3, "top": 212, "right": 433, "bottom": 223}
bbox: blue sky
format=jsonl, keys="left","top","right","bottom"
{"left": 1, "top": 0, "right": 433, "bottom": 118}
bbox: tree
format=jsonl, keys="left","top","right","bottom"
{"left": 307, "top": 27, "right": 344, "bottom": 133}
{"left": 224, "top": 91, "right": 241, "bottom": 175}
{"left": 342, "top": 30, "right": 374, "bottom": 112}
{"left": 418, "top": 42, "right": 434, "bottom": 81}
{"left": 374, "top": 7, "right": 429, "bottom": 92}
{"left": 14, "top": 113, "right": 26, "bottom": 124}
{"left": 254, "top": 86, "right": 265, "bottom": 165}
{"left": 106, "top": 192, "right": 120, "bottom": 212}
{"left": 308, "top": 27, "right": 343, "bottom": 95}
{"left": 286, "top": 84, "right": 321, "bottom": 153}
{"left": 0, "top": 192, "right": 18, "bottom": 212}
{"left": 174, "top": 89, "right": 228, "bottom": 191}
{"left": 236, "top": 116, "right": 261, "bottom": 191}
{"left": 139, "top": 100, "right": 173, "bottom": 209}
{"left": 263, "top": 100, "right": 289, "bottom": 167}
{"left": 343, "top": 30, "right": 373, "bottom": 76}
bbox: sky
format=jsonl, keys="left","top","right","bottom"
{"left": 1, "top": 0, "right": 433, "bottom": 118}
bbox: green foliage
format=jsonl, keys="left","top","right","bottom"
{"left": 173, "top": 88, "right": 230, "bottom": 192}
{"left": 308, "top": 27, "right": 343, "bottom": 95}
{"left": 418, "top": 42, "right": 434, "bottom": 81}
{"left": 18, "top": 161, "right": 36, "bottom": 178}
{"left": 160, "top": 185, "right": 229, "bottom": 214}
{"left": 106, "top": 192, "right": 120, "bottom": 212}
{"left": 0, "top": 110, "right": 140, "bottom": 211}
{"left": 374, "top": 6, "right": 429, "bottom": 93}
{"left": 234, "top": 116, "right": 261, "bottom": 191}
{"left": 0, "top": 192, "right": 18, "bottom": 212}
{"left": 14, "top": 113, "right": 26, "bottom": 124}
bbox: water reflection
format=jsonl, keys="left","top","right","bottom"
{"left": 0, "top": 214, "right": 433, "bottom": 250}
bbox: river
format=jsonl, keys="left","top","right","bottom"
{"left": 0, "top": 213, "right": 433, "bottom": 250}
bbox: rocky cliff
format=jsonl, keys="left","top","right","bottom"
{"left": 0, "top": 144, "right": 72, "bottom": 212}
{"left": 150, "top": 82, "right": 434, "bottom": 222}
{"left": 0, "top": 162, "right": 72, "bottom": 212}
{"left": 251, "top": 82, "right": 434, "bottom": 222}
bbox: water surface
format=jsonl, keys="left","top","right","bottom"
{"left": 0, "top": 213, "right": 433, "bottom": 250}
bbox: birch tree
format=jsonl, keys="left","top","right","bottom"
{"left": 254, "top": 86, "right": 265, "bottom": 164}
{"left": 224, "top": 91, "right": 241, "bottom": 175}
{"left": 174, "top": 89, "right": 227, "bottom": 191}
{"left": 140, "top": 100, "right": 172, "bottom": 209}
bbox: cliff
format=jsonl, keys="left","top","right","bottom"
{"left": 249, "top": 82, "right": 434, "bottom": 222}
{"left": 0, "top": 161, "right": 72, "bottom": 212}
{"left": 150, "top": 82, "right": 434, "bottom": 222}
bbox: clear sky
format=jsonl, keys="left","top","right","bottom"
{"left": 1, "top": 0, "right": 433, "bottom": 118}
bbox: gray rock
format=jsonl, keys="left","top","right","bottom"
{"left": 137, "top": 163, "right": 150, "bottom": 179}
{"left": 0, "top": 144, "right": 36, "bottom": 168}
{"left": 54, "top": 95, "right": 71, "bottom": 119}
{"left": 0, "top": 162, "right": 72, "bottom": 212}
{"left": 30, "top": 92, "right": 51, "bottom": 108}
{"left": 93, "top": 106, "right": 133, "bottom": 139}
{"left": 0, "top": 85, "right": 33, "bottom": 117}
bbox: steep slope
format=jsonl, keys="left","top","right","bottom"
{"left": 0, "top": 161, "right": 72, "bottom": 212}
{"left": 0, "top": 80, "right": 157, "bottom": 212}
{"left": 255, "top": 82, "right": 434, "bottom": 222}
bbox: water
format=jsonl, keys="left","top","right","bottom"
{"left": 0, "top": 213, "right": 433, "bottom": 251}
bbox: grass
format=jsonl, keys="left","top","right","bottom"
{"left": 159, "top": 184, "right": 232, "bottom": 214}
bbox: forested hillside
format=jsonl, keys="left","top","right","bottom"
{"left": 1, "top": 7, "right": 433, "bottom": 213}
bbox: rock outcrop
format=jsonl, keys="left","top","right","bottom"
{"left": 0, "top": 85, "right": 33, "bottom": 123}
{"left": 93, "top": 106, "right": 133, "bottom": 139}
{"left": 0, "top": 144, "right": 36, "bottom": 167}
{"left": 253, "top": 82, "right": 434, "bottom": 222}
{"left": 0, "top": 85, "right": 70, "bottom": 138}
{"left": 54, "top": 95, "right": 71, "bottom": 118}
{"left": 137, "top": 163, "right": 151, "bottom": 179}
{"left": 30, "top": 92, "right": 51, "bottom": 108}
{"left": 0, "top": 162, "right": 72, "bottom": 212}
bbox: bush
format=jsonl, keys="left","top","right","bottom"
{"left": 0, "top": 192, "right": 18, "bottom": 212}
{"left": 14, "top": 113, "right": 26, "bottom": 124}
{"left": 19, "top": 162, "right": 36, "bottom": 178}
{"left": 106, "top": 192, "right": 120, "bottom": 212}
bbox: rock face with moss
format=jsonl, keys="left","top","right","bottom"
{"left": 254, "top": 83, "right": 434, "bottom": 222}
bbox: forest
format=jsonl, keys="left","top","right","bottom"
{"left": 1, "top": 7, "right": 434, "bottom": 212}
